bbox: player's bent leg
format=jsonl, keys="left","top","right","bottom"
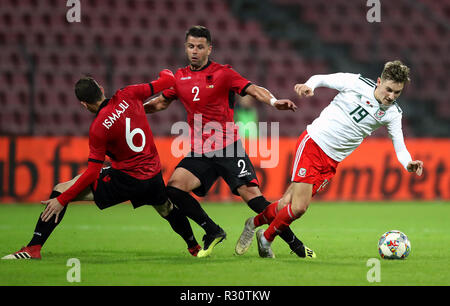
{"left": 167, "top": 167, "right": 202, "bottom": 192}
{"left": 2, "top": 176, "right": 88, "bottom": 260}
{"left": 260, "top": 183, "right": 312, "bottom": 255}
{"left": 152, "top": 199, "right": 173, "bottom": 218}
{"left": 290, "top": 182, "right": 316, "bottom": 258}
{"left": 278, "top": 183, "right": 294, "bottom": 209}
{"left": 167, "top": 167, "right": 226, "bottom": 257}
{"left": 290, "top": 182, "right": 313, "bottom": 217}
{"left": 237, "top": 184, "right": 307, "bottom": 257}
{"left": 153, "top": 199, "right": 201, "bottom": 256}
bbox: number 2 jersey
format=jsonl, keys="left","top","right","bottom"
{"left": 304, "top": 73, "right": 412, "bottom": 169}
{"left": 57, "top": 83, "right": 161, "bottom": 206}
{"left": 162, "top": 60, "right": 252, "bottom": 154}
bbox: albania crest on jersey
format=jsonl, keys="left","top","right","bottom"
{"left": 374, "top": 108, "right": 386, "bottom": 120}
{"left": 206, "top": 75, "right": 214, "bottom": 88}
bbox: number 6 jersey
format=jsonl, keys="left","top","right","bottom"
{"left": 304, "top": 73, "right": 412, "bottom": 169}
{"left": 88, "top": 83, "right": 161, "bottom": 180}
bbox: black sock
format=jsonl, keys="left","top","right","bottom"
{"left": 247, "top": 196, "right": 304, "bottom": 250}
{"left": 28, "top": 190, "right": 68, "bottom": 247}
{"left": 247, "top": 195, "right": 270, "bottom": 213}
{"left": 163, "top": 204, "right": 199, "bottom": 249}
{"left": 166, "top": 186, "right": 220, "bottom": 235}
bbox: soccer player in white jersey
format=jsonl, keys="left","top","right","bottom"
{"left": 235, "top": 60, "right": 424, "bottom": 258}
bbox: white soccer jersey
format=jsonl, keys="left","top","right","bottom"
{"left": 304, "top": 73, "right": 412, "bottom": 170}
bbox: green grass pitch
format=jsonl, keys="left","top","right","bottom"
{"left": 0, "top": 202, "right": 449, "bottom": 286}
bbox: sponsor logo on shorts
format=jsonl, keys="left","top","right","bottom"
{"left": 238, "top": 171, "right": 251, "bottom": 178}
{"left": 298, "top": 168, "right": 307, "bottom": 177}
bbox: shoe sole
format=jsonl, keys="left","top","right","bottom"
{"left": 256, "top": 229, "right": 275, "bottom": 258}
{"left": 197, "top": 235, "right": 226, "bottom": 258}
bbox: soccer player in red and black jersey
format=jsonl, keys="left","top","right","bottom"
{"left": 145, "top": 26, "right": 308, "bottom": 258}
{"left": 2, "top": 71, "right": 201, "bottom": 260}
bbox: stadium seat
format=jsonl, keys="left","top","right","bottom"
{"left": 1, "top": 0, "right": 445, "bottom": 136}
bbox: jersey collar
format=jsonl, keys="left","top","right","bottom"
{"left": 189, "top": 60, "right": 212, "bottom": 72}
{"left": 96, "top": 98, "right": 110, "bottom": 116}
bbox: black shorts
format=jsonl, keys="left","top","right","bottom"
{"left": 176, "top": 140, "right": 259, "bottom": 197}
{"left": 92, "top": 167, "right": 167, "bottom": 210}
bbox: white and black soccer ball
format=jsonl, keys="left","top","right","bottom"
{"left": 378, "top": 230, "right": 411, "bottom": 259}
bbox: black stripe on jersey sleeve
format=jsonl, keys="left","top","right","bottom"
{"left": 149, "top": 83, "right": 154, "bottom": 96}
{"left": 88, "top": 158, "right": 104, "bottom": 164}
{"left": 359, "top": 76, "right": 376, "bottom": 87}
{"left": 161, "top": 92, "right": 171, "bottom": 101}
{"left": 239, "top": 82, "right": 252, "bottom": 96}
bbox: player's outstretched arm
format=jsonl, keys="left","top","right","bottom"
{"left": 407, "top": 160, "right": 424, "bottom": 176}
{"left": 144, "top": 95, "right": 173, "bottom": 113}
{"left": 245, "top": 84, "right": 297, "bottom": 112}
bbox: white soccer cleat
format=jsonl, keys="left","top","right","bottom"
{"left": 235, "top": 217, "right": 256, "bottom": 255}
{"left": 256, "top": 229, "right": 275, "bottom": 258}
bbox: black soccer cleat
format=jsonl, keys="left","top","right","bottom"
{"left": 197, "top": 227, "right": 227, "bottom": 258}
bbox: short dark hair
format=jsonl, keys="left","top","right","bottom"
{"left": 185, "top": 25, "right": 212, "bottom": 44}
{"left": 74, "top": 76, "right": 103, "bottom": 104}
{"left": 381, "top": 60, "right": 411, "bottom": 83}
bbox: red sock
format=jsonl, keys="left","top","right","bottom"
{"left": 264, "top": 204, "right": 298, "bottom": 242}
{"left": 253, "top": 201, "right": 279, "bottom": 227}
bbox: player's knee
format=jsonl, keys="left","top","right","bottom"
{"left": 167, "top": 172, "right": 198, "bottom": 192}
{"left": 291, "top": 201, "right": 310, "bottom": 217}
{"left": 153, "top": 200, "right": 173, "bottom": 218}
{"left": 167, "top": 179, "right": 189, "bottom": 192}
{"left": 237, "top": 185, "right": 262, "bottom": 203}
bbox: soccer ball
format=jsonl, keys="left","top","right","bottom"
{"left": 378, "top": 230, "right": 411, "bottom": 259}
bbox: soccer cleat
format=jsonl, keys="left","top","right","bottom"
{"left": 2, "top": 245, "right": 42, "bottom": 260}
{"left": 197, "top": 227, "right": 227, "bottom": 258}
{"left": 291, "top": 245, "right": 317, "bottom": 259}
{"left": 235, "top": 217, "right": 256, "bottom": 255}
{"left": 256, "top": 229, "right": 275, "bottom": 258}
{"left": 188, "top": 244, "right": 202, "bottom": 257}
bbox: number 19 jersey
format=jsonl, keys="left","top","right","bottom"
{"left": 304, "top": 73, "right": 410, "bottom": 168}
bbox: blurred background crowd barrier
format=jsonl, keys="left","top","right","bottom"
{"left": 1, "top": 137, "right": 449, "bottom": 202}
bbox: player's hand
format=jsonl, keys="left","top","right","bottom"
{"left": 294, "top": 84, "right": 314, "bottom": 98}
{"left": 407, "top": 160, "right": 424, "bottom": 176}
{"left": 158, "top": 69, "right": 175, "bottom": 89}
{"left": 41, "top": 198, "right": 65, "bottom": 223}
{"left": 273, "top": 99, "right": 297, "bottom": 112}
